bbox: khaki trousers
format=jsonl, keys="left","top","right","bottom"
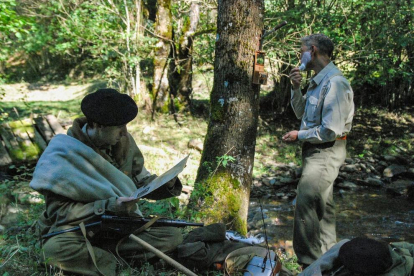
{"left": 42, "top": 226, "right": 183, "bottom": 276}
{"left": 293, "top": 140, "right": 346, "bottom": 266}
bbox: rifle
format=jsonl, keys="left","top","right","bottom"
{"left": 42, "top": 215, "right": 203, "bottom": 239}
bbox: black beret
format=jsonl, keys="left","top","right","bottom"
{"left": 339, "top": 237, "right": 393, "bottom": 275}
{"left": 81, "top": 88, "right": 138, "bottom": 126}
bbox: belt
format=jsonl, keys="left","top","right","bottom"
{"left": 303, "top": 140, "right": 335, "bottom": 150}
{"left": 303, "top": 136, "right": 347, "bottom": 151}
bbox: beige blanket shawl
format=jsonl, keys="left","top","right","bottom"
{"left": 30, "top": 134, "right": 137, "bottom": 202}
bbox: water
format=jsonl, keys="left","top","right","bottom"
{"left": 248, "top": 187, "right": 414, "bottom": 257}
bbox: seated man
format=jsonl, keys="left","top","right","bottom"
{"left": 30, "top": 88, "right": 183, "bottom": 276}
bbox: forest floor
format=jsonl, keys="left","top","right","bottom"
{"left": 0, "top": 81, "right": 414, "bottom": 275}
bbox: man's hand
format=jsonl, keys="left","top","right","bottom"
{"left": 289, "top": 67, "right": 302, "bottom": 90}
{"left": 282, "top": 130, "right": 299, "bottom": 142}
{"left": 116, "top": 197, "right": 140, "bottom": 213}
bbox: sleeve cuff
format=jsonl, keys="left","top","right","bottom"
{"left": 94, "top": 199, "right": 108, "bottom": 215}
{"left": 106, "top": 197, "right": 140, "bottom": 215}
{"left": 297, "top": 130, "right": 306, "bottom": 141}
{"left": 106, "top": 197, "right": 123, "bottom": 213}
{"left": 291, "top": 87, "right": 301, "bottom": 98}
{"left": 168, "top": 178, "right": 183, "bottom": 196}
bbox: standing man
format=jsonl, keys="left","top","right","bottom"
{"left": 283, "top": 34, "right": 354, "bottom": 268}
{"left": 30, "top": 88, "right": 183, "bottom": 275}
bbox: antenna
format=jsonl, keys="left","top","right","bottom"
{"left": 258, "top": 198, "right": 274, "bottom": 272}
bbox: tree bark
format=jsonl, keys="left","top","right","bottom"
{"left": 152, "top": 0, "right": 172, "bottom": 113}
{"left": 405, "top": 0, "right": 414, "bottom": 103}
{"left": 190, "top": 0, "right": 264, "bottom": 235}
{"left": 169, "top": 1, "right": 200, "bottom": 113}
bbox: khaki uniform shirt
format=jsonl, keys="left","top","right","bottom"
{"left": 291, "top": 62, "right": 354, "bottom": 144}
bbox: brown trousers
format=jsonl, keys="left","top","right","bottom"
{"left": 42, "top": 226, "right": 183, "bottom": 276}
{"left": 293, "top": 140, "right": 346, "bottom": 266}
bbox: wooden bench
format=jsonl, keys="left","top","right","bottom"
{"left": 0, "top": 115, "right": 67, "bottom": 168}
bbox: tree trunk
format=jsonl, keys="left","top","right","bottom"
{"left": 169, "top": 2, "right": 200, "bottom": 113}
{"left": 189, "top": 0, "right": 264, "bottom": 235}
{"left": 261, "top": 61, "right": 293, "bottom": 114}
{"left": 152, "top": 0, "right": 172, "bottom": 113}
{"left": 402, "top": 0, "right": 413, "bottom": 105}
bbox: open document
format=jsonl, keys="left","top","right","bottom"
{"left": 131, "top": 155, "right": 189, "bottom": 199}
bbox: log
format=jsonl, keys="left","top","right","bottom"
{"left": 34, "top": 117, "right": 54, "bottom": 143}
{"left": 45, "top": 114, "right": 65, "bottom": 135}
{"left": 12, "top": 125, "right": 40, "bottom": 161}
{"left": 13, "top": 118, "right": 47, "bottom": 151}
{"left": 16, "top": 119, "right": 45, "bottom": 152}
{"left": 32, "top": 127, "right": 48, "bottom": 151}
{"left": 0, "top": 124, "right": 24, "bottom": 162}
{"left": 0, "top": 124, "right": 19, "bottom": 150}
{"left": 0, "top": 139, "right": 12, "bottom": 167}
{"left": 0, "top": 115, "right": 65, "bottom": 167}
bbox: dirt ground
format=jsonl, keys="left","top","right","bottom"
{"left": 1, "top": 82, "right": 97, "bottom": 101}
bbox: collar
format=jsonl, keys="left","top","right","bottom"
{"left": 81, "top": 123, "right": 95, "bottom": 147}
{"left": 82, "top": 123, "right": 111, "bottom": 151}
{"left": 310, "top": 61, "right": 337, "bottom": 86}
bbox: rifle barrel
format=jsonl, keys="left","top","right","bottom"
{"left": 41, "top": 221, "right": 102, "bottom": 239}
{"left": 101, "top": 215, "right": 204, "bottom": 227}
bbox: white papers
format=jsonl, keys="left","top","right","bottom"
{"left": 131, "top": 155, "right": 189, "bottom": 199}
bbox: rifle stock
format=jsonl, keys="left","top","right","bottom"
{"left": 42, "top": 215, "right": 203, "bottom": 239}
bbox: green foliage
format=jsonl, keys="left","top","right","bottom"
{"left": 138, "top": 198, "right": 179, "bottom": 218}
{"left": 0, "top": 0, "right": 33, "bottom": 50}
{"left": 193, "top": 33, "right": 216, "bottom": 67}
{"left": 51, "top": 0, "right": 157, "bottom": 93}
{"left": 1, "top": 0, "right": 413, "bottom": 109}
{"left": 0, "top": 165, "right": 46, "bottom": 275}
{"left": 0, "top": 0, "right": 34, "bottom": 81}
{"left": 201, "top": 154, "right": 236, "bottom": 178}
{"left": 0, "top": 0, "right": 157, "bottom": 91}
{"left": 279, "top": 254, "right": 301, "bottom": 274}
{"left": 216, "top": 154, "right": 236, "bottom": 168}
{"left": 0, "top": 87, "right": 5, "bottom": 123}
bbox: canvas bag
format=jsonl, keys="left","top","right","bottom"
{"left": 224, "top": 246, "right": 281, "bottom": 275}
{"left": 176, "top": 223, "right": 252, "bottom": 271}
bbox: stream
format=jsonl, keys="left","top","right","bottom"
{"left": 248, "top": 187, "right": 414, "bottom": 258}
